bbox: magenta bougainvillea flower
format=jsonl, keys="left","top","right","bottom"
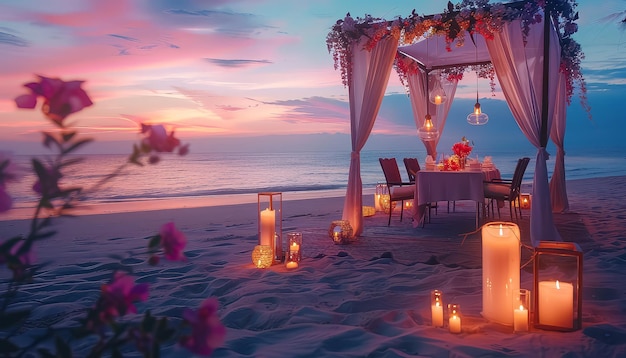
{"left": 159, "top": 222, "right": 187, "bottom": 261}
{"left": 141, "top": 124, "right": 187, "bottom": 154}
{"left": 97, "top": 272, "right": 149, "bottom": 323}
{"left": 14, "top": 75, "right": 93, "bottom": 126}
{"left": 179, "top": 298, "right": 226, "bottom": 356}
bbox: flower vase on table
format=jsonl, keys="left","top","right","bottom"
{"left": 452, "top": 137, "right": 473, "bottom": 170}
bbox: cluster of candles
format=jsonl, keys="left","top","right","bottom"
{"left": 430, "top": 290, "right": 462, "bottom": 333}
{"left": 252, "top": 232, "right": 302, "bottom": 270}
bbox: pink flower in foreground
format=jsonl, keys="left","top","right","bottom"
{"left": 180, "top": 298, "right": 225, "bottom": 356}
{"left": 159, "top": 222, "right": 187, "bottom": 261}
{"left": 141, "top": 124, "right": 181, "bottom": 153}
{"left": 15, "top": 75, "right": 93, "bottom": 126}
{"left": 97, "top": 272, "right": 149, "bottom": 323}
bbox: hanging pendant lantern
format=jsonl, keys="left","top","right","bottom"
{"left": 418, "top": 113, "right": 439, "bottom": 140}
{"left": 429, "top": 73, "right": 447, "bottom": 105}
{"left": 419, "top": 68, "right": 439, "bottom": 141}
{"left": 467, "top": 97, "right": 489, "bottom": 125}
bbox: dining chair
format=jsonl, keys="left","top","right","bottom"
{"left": 403, "top": 157, "right": 437, "bottom": 222}
{"left": 483, "top": 157, "right": 530, "bottom": 220}
{"left": 379, "top": 158, "right": 415, "bottom": 226}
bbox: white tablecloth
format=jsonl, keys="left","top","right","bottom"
{"left": 412, "top": 167, "right": 500, "bottom": 227}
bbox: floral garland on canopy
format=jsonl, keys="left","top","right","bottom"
{"left": 326, "top": 0, "right": 589, "bottom": 114}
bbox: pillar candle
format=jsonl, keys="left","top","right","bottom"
{"left": 482, "top": 222, "right": 520, "bottom": 325}
{"left": 538, "top": 280, "right": 574, "bottom": 328}
{"left": 434, "top": 95, "right": 442, "bottom": 105}
{"left": 513, "top": 305, "right": 529, "bottom": 332}
{"left": 260, "top": 208, "right": 275, "bottom": 247}
{"left": 431, "top": 303, "right": 444, "bottom": 327}
{"left": 449, "top": 315, "right": 461, "bottom": 333}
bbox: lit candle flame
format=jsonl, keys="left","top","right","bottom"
{"left": 519, "top": 304, "right": 524, "bottom": 311}
{"left": 556, "top": 280, "right": 560, "bottom": 289}
{"left": 499, "top": 224, "right": 503, "bottom": 236}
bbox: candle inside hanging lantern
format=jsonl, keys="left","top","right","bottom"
{"left": 448, "top": 303, "right": 462, "bottom": 334}
{"left": 328, "top": 220, "right": 353, "bottom": 245}
{"left": 514, "top": 289, "right": 530, "bottom": 332}
{"left": 251, "top": 245, "right": 273, "bottom": 269}
{"left": 533, "top": 241, "right": 583, "bottom": 331}
{"left": 482, "top": 222, "right": 521, "bottom": 326}
{"left": 431, "top": 290, "right": 444, "bottom": 327}
{"left": 258, "top": 192, "right": 282, "bottom": 264}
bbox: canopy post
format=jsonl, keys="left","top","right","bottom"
{"left": 540, "top": 7, "right": 551, "bottom": 147}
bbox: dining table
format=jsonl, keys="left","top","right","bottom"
{"left": 411, "top": 166, "right": 501, "bottom": 228}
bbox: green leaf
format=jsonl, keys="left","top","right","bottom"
{"left": 61, "top": 130, "right": 77, "bottom": 142}
{"left": 148, "top": 235, "right": 161, "bottom": 250}
{"left": 0, "top": 309, "right": 31, "bottom": 328}
{"left": 0, "top": 339, "right": 21, "bottom": 354}
{"left": 62, "top": 137, "right": 94, "bottom": 155}
{"left": 55, "top": 336, "right": 74, "bottom": 358}
{"left": 43, "top": 132, "right": 62, "bottom": 150}
{"left": 142, "top": 310, "right": 156, "bottom": 331}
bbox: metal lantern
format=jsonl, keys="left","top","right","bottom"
{"left": 258, "top": 192, "right": 282, "bottom": 264}
{"left": 533, "top": 241, "right": 583, "bottom": 331}
{"left": 519, "top": 193, "right": 531, "bottom": 209}
{"left": 375, "top": 183, "right": 388, "bottom": 212}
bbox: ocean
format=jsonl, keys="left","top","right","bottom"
{"left": 5, "top": 149, "right": 626, "bottom": 209}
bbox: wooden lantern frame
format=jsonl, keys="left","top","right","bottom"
{"left": 533, "top": 241, "right": 583, "bottom": 331}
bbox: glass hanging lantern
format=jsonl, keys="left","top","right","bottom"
{"left": 429, "top": 73, "right": 447, "bottom": 105}
{"left": 467, "top": 97, "right": 489, "bottom": 125}
{"left": 418, "top": 114, "right": 439, "bottom": 141}
{"left": 419, "top": 69, "right": 439, "bottom": 141}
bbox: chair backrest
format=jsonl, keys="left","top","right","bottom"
{"left": 403, "top": 158, "right": 421, "bottom": 183}
{"left": 510, "top": 157, "right": 530, "bottom": 196}
{"left": 379, "top": 158, "right": 403, "bottom": 186}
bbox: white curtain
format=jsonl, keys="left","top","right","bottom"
{"left": 485, "top": 18, "right": 562, "bottom": 246}
{"left": 407, "top": 69, "right": 458, "bottom": 159}
{"left": 549, "top": 73, "right": 569, "bottom": 212}
{"left": 342, "top": 35, "right": 399, "bottom": 236}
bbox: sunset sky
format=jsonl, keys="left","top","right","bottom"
{"left": 0, "top": 0, "right": 625, "bottom": 154}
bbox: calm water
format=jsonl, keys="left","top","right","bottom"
{"left": 5, "top": 149, "right": 626, "bottom": 207}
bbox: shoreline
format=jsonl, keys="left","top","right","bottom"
{"left": 2, "top": 174, "right": 624, "bottom": 222}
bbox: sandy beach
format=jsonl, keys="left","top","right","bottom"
{"left": 1, "top": 175, "right": 625, "bottom": 357}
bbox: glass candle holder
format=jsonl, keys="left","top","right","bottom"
{"left": 431, "top": 290, "right": 444, "bottom": 327}
{"left": 514, "top": 289, "right": 530, "bottom": 332}
{"left": 285, "top": 232, "right": 302, "bottom": 269}
{"left": 328, "top": 220, "right": 353, "bottom": 245}
{"left": 251, "top": 245, "right": 273, "bottom": 269}
{"left": 448, "top": 303, "right": 462, "bottom": 334}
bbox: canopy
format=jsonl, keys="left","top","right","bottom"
{"left": 326, "top": 1, "right": 583, "bottom": 246}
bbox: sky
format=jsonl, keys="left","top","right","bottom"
{"left": 0, "top": 0, "right": 625, "bottom": 155}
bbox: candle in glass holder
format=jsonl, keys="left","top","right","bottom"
{"left": 538, "top": 280, "right": 574, "bottom": 328}
{"left": 448, "top": 303, "right": 462, "bottom": 334}
{"left": 514, "top": 289, "right": 530, "bottom": 332}
{"left": 431, "top": 290, "right": 444, "bottom": 327}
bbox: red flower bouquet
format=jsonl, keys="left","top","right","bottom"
{"left": 452, "top": 137, "right": 473, "bottom": 158}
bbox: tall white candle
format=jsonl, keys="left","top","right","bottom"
{"left": 449, "top": 315, "right": 461, "bottom": 333}
{"left": 513, "top": 305, "right": 529, "bottom": 332}
{"left": 538, "top": 280, "right": 574, "bottom": 328}
{"left": 431, "top": 302, "right": 444, "bottom": 327}
{"left": 260, "top": 208, "right": 275, "bottom": 247}
{"left": 482, "top": 222, "right": 520, "bottom": 325}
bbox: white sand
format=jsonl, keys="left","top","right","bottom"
{"left": 1, "top": 176, "right": 625, "bottom": 357}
